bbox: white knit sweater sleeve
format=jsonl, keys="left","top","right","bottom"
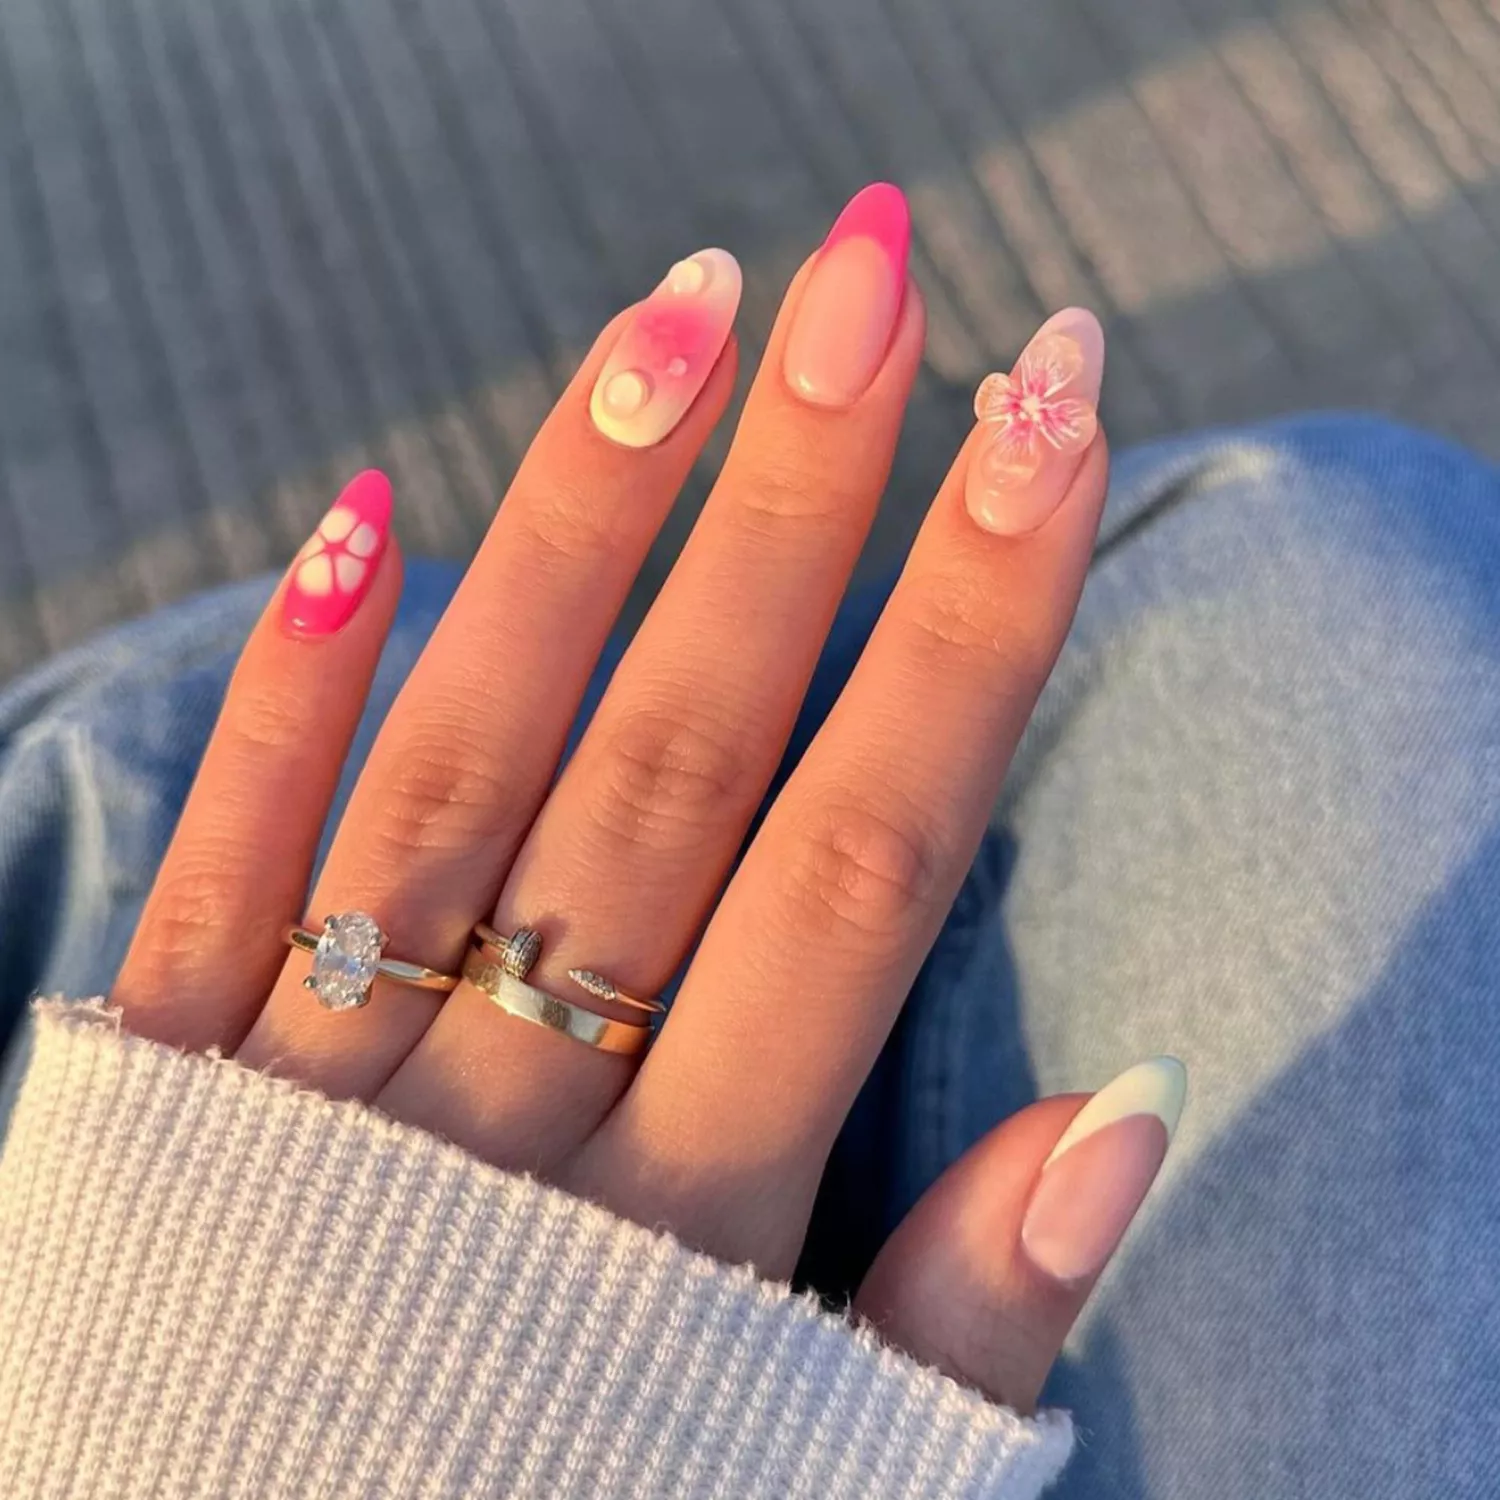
{"left": 0, "top": 1002, "right": 1073, "bottom": 1500}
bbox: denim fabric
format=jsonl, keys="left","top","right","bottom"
{"left": 1, "top": 414, "right": 1497, "bottom": 1496}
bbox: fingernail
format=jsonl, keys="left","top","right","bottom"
{"left": 966, "top": 308, "right": 1105, "bottom": 536}
{"left": 783, "top": 182, "right": 911, "bottom": 409}
{"left": 589, "top": 248, "right": 742, "bottom": 448}
{"left": 281, "top": 470, "right": 392, "bottom": 637}
{"left": 1021, "top": 1056, "right": 1186, "bottom": 1286}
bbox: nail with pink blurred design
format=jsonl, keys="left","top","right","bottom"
{"left": 590, "top": 249, "right": 742, "bottom": 449}
{"left": 281, "top": 470, "right": 392, "bottom": 638}
{"left": 1020, "top": 1057, "right": 1186, "bottom": 1286}
{"left": 966, "top": 308, "right": 1106, "bottom": 536}
{"left": 783, "top": 182, "right": 911, "bottom": 409}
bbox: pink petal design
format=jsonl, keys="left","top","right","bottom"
{"left": 1037, "top": 396, "right": 1099, "bottom": 452}
{"left": 974, "top": 372, "right": 1016, "bottom": 422}
{"left": 1015, "top": 334, "right": 1085, "bottom": 400}
{"left": 987, "top": 412, "right": 1037, "bottom": 459}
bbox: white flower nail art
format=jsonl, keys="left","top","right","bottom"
{"left": 283, "top": 471, "right": 392, "bottom": 636}
{"left": 295, "top": 506, "right": 377, "bottom": 598}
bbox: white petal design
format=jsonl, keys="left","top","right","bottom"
{"left": 973, "top": 372, "right": 1014, "bottom": 422}
{"left": 347, "top": 522, "right": 380, "bottom": 559}
{"left": 334, "top": 554, "right": 366, "bottom": 594}
{"left": 318, "top": 506, "right": 357, "bottom": 543}
{"left": 1016, "top": 334, "right": 1084, "bottom": 399}
{"left": 296, "top": 554, "right": 334, "bottom": 597}
{"left": 1040, "top": 397, "right": 1099, "bottom": 451}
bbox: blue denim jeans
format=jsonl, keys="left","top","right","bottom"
{"left": 1, "top": 414, "right": 1496, "bottom": 1497}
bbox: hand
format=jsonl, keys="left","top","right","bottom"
{"left": 111, "top": 186, "right": 1177, "bottom": 1416}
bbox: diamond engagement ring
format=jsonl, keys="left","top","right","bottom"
{"left": 285, "top": 911, "right": 459, "bottom": 1011}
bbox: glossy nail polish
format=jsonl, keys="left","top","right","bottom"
{"left": 281, "top": 470, "right": 392, "bottom": 637}
{"left": 1020, "top": 1056, "right": 1186, "bottom": 1286}
{"left": 589, "top": 249, "right": 742, "bottom": 448}
{"left": 783, "top": 182, "right": 911, "bottom": 409}
{"left": 966, "top": 308, "right": 1105, "bottom": 536}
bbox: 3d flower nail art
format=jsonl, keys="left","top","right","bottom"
{"left": 973, "top": 333, "right": 1098, "bottom": 489}
{"left": 590, "top": 248, "right": 742, "bottom": 449}
{"left": 966, "top": 309, "right": 1106, "bottom": 536}
{"left": 282, "top": 469, "right": 392, "bottom": 637}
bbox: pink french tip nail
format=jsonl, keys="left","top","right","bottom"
{"left": 783, "top": 182, "right": 912, "bottom": 410}
{"left": 281, "top": 470, "right": 392, "bottom": 637}
{"left": 589, "top": 249, "right": 742, "bottom": 449}
{"left": 1020, "top": 1057, "right": 1186, "bottom": 1286}
{"left": 966, "top": 307, "right": 1106, "bottom": 536}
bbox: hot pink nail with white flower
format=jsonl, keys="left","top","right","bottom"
{"left": 282, "top": 470, "right": 392, "bottom": 637}
{"left": 966, "top": 309, "right": 1105, "bottom": 536}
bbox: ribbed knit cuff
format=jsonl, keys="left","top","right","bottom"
{"left": 0, "top": 1003, "right": 1072, "bottom": 1500}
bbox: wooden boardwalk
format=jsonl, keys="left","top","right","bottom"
{"left": 1, "top": 0, "right": 1497, "bottom": 675}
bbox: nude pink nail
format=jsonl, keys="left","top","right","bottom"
{"left": 281, "top": 470, "right": 391, "bottom": 637}
{"left": 966, "top": 308, "right": 1105, "bottom": 537}
{"left": 589, "top": 249, "right": 742, "bottom": 449}
{"left": 783, "top": 182, "right": 911, "bottom": 409}
{"left": 1020, "top": 1057, "right": 1186, "bottom": 1286}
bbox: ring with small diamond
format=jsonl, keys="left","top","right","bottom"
{"left": 473, "top": 923, "right": 665, "bottom": 1019}
{"left": 472, "top": 922, "right": 544, "bottom": 981}
{"left": 286, "top": 911, "right": 459, "bottom": 1012}
{"left": 564, "top": 967, "right": 666, "bottom": 1019}
{"left": 463, "top": 924, "right": 663, "bottom": 1054}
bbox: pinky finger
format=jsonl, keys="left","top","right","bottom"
{"left": 112, "top": 471, "right": 402, "bottom": 1052}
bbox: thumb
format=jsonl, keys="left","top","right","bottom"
{"left": 853, "top": 1056, "right": 1186, "bottom": 1413}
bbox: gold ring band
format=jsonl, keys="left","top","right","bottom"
{"left": 462, "top": 946, "right": 652, "bottom": 1056}
{"left": 564, "top": 967, "right": 666, "bottom": 1018}
{"left": 473, "top": 923, "right": 666, "bottom": 1019}
{"left": 287, "top": 911, "right": 458, "bottom": 1011}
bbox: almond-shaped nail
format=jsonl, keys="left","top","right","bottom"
{"left": 1021, "top": 1056, "right": 1186, "bottom": 1286}
{"left": 589, "top": 248, "right": 741, "bottom": 448}
{"left": 783, "top": 182, "right": 911, "bottom": 409}
{"left": 966, "top": 308, "right": 1105, "bottom": 536}
{"left": 281, "top": 470, "right": 392, "bottom": 637}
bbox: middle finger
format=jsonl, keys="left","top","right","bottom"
{"left": 382, "top": 186, "right": 921, "bottom": 1163}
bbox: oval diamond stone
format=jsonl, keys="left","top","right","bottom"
{"left": 310, "top": 911, "right": 384, "bottom": 1010}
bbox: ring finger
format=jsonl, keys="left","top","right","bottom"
{"left": 380, "top": 185, "right": 922, "bottom": 1163}
{"left": 237, "top": 251, "right": 742, "bottom": 1095}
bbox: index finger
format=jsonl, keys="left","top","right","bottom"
{"left": 588, "top": 310, "right": 1110, "bottom": 1272}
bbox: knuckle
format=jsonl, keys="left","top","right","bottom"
{"left": 364, "top": 712, "right": 511, "bottom": 860}
{"left": 220, "top": 677, "right": 313, "bottom": 759}
{"left": 584, "top": 706, "right": 750, "bottom": 853}
{"left": 127, "top": 857, "right": 262, "bottom": 987}
{"left": 777, "top": 799, "right": 942, "bottom": 942}
{"left": 513, "top": 478, "right": 621, "bottom": 568}
{"left": 730, "top": 441, "right": 867, "bottom": 528}
{"left": 904, "top": 573, "right": 1047, "bottom": 684}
